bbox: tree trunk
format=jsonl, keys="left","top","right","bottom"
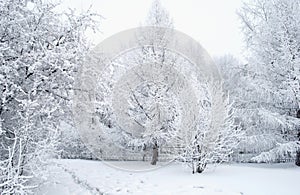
{"left": 196, "top": 162, "right": 206, "bottom": 173}
{"left": 142, "top": 144, "right": 146, "bottom": 161}
{"left": 192, "top": 160, "right": 207, "bottom": 174}
{"left": 296, "top": 109, "right": 300, "bottom": 167}
{"left": 151, "top": 144, "right": 158, "bottom": 165}
{"left": 296, "top": 150, "right": 300, "bottom": 166}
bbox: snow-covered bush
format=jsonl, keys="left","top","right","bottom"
{"left": 251, "top": 142, "right": 300, "bottom": 163}
{"left": 180, "top": 82, "right": 244, "bottom": 173}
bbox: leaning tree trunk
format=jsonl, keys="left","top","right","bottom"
{"left": 151, "top": 143, "right": 158, "bottom": 165}
{"left": 296, "top": 110, "right": 300, "bottom": 167}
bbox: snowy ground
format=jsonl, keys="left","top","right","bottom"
{"left": 39, "top": 159, "right": 299, "bottom": 195}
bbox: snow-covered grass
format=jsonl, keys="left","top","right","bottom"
{"left": 39, "top": 159, "right": 299, "bottom": 195}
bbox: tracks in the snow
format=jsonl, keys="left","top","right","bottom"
{"left": 54, "top": 163, "right": 104, "bottom": 195}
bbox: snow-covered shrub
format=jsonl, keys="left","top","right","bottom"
{"left": 180, "top": 83, "right": 244, "bottom": 173}
{"left": 251, "top": 142, "right": 300, "bottom": 163}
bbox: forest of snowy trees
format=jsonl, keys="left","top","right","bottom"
{"left": 0, "top": 0, "right": 299, "bottom": 194}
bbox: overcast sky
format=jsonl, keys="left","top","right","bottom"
{"left": 63, "top": 0, "right": 245, "bottom": 61}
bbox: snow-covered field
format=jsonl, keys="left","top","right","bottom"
{"left": 38, "top": 159, "right": 299, "bottom": 195}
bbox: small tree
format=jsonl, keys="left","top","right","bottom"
{"left": 181, "top": 83, "right": 243, "bottom": 173}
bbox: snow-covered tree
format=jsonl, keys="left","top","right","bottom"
{"left": 145, "top": 0, "right": 173, "bottom": 28}
{"left": 126, "top": 0, "right": 179, "bottom": 165}
{"left": 0, "top": 0, "right": 98, "bottom": 193}
{"left": 236, "top": 0, "right": 300, "bottom": 162}
{"left": 90, "top": 0, "right": 180, "bottom": 164}
{"left": 215, "top": 55, "right": 271, "bottom": 162}
{"left": 180, "top": 82, "right": 243, "bottom": 173}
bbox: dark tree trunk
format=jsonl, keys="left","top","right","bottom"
{"left": 296, "top": 109, "right": 300, "bottom": 167}
{"left": 151, "top": 143, "right": 158, "bottom": 165}
{"left": 142, "top": 144, "right": 147, "bottom": 161}
{"left": 192, "top": 145, "right": 207, "bottom": 173}
{"left": 296, "top": 150, "right": 300, "bottom": 166}
{"left": 193, "top": 162, "right": 206, "bottom": 174}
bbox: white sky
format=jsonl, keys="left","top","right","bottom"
{"left": 63, "top": 0, "right": 245, "bottom": 61}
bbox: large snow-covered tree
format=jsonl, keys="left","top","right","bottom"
{"left": 235, "top": 0, "right": 300, "bottom": 162}
{"left": 126, "top": 0, "right": 177, "bottom": 165}
{"left": 0, "top": 0, "right": 98, "bottom": 193}
{"left": 91, "top": 0, "right": 181, "bottom": 165}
